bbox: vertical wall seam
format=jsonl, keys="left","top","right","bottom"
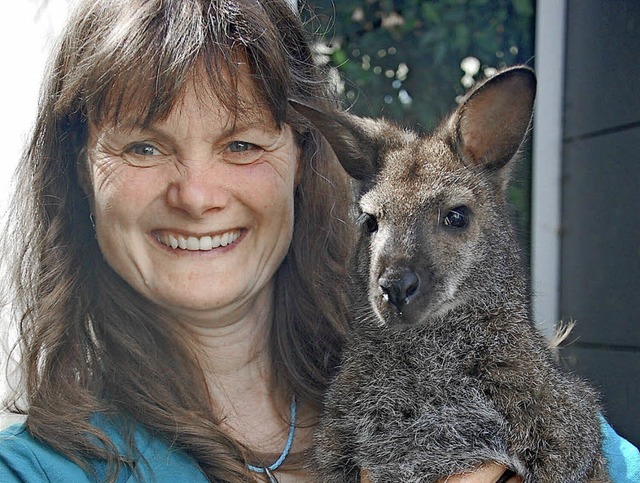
{"left": 531, "top": 0, "right": 567, "bottom": 338}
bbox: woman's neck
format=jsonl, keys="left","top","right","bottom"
{"left": 175, "top": 280, "right": 273, "bottom": 390}
{"left": 191, "top": 302, "right": 274, "bottom": 401}
{"left": 180, "top": 291, "right": 319, "bottom": 481}
{"left": 177, "top": 287, "right": 289, "bottom": 453}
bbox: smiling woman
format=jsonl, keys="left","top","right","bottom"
{"left": 83, "top": 72, "right": 301, "bottom": 322}
{"left": 0, "top": 0, "right": 354, "bottom": 481}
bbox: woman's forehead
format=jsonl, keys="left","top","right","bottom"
{"left": 92, "top": 62, "right": 275, "bottom": 130}
{"left": 178, "top": 69, "right": 274, "bottom": 124}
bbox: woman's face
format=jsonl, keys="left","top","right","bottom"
{"left": 85, "top": 75, "right": 299, "bottom": 326}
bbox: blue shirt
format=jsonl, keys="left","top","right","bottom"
{"left": 0, "top": 416, "right": 637, "bottom": 481}
{"left": 600, "top": 416, "right": 640, "bottom": 482}
{"left": 0, "top": 417, "right": 208, "bottom": 482}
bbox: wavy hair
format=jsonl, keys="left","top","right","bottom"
{"left": 2, "top": 0, "right": 353, "bottom": 480}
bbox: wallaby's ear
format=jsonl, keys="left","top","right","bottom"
{"left": 450, "top": 66, "right": 536, "bottom": 172}
{"left": 290, "top": 99, "right": 382, "bottom": 181}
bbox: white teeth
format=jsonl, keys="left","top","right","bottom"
{"left": 199, "top": 236, "right": 212, "bottom": 250}
{"left": 158, "top": 230, "right": 240, "bottom": 251}
{"left": 212, "top": 233, "right": 223, "bottom": 247}
{"left": 186, "top": 236, "right": 199, "bottom": 250}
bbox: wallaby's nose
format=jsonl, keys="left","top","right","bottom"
{"left": 379, "top": 269, "right": 419, "bottom": 309}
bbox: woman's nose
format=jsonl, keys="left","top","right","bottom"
{"left": 166, "top": 162, "right": 229, "bottom": 218}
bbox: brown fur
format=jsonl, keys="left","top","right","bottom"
{"left": 294, "top": 67, "right": 609, "bottom": 482}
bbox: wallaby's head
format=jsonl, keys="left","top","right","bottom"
{"left": 294, "top": 67, "right": 536, "bottom": 327}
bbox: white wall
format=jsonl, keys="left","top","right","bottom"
{"left": 0, "top": 0, "right": 70, "bottom": 218}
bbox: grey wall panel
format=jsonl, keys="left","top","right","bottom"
{"left": 561, "top": 0, "right": 639, "bottom": 450}
{"left": 561, "top": 345, "right": 639, "bottom": 447}
{"left": 560, "top": 127, "right": 640, "bottom": 346}
{"left": 564, "top": 1, "right": 640, "bottom": 139}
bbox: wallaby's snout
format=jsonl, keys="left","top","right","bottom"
{"left": 378, "top": 267, "right": 419, "bottom": 310}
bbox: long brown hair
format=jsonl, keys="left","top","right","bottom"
{"left": 2, "top": 0, "right": 353, "bottom": 480}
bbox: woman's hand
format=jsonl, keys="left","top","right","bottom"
{"left": 360, "top": 464, "right": 522, "bottom": 483}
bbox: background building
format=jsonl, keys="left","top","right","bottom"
{"left": 534, "top": 0, "right": 639, "bottom": 446}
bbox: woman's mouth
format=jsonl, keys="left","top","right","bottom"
{"left": 154, "top": 229, "right": 242, "bottom": 251}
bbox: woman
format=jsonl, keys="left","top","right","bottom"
{"left": 0, "top": 0, "right": 352, "bottom": 480}
{"left": 0, "top": 1, "right": 636, "bottom": 482}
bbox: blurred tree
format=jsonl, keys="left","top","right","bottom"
{"left": 303, "top": 0, "right": 534, "bottom": 129}
{"left": 302, "top": 0, "right": 535, "bottom": 245}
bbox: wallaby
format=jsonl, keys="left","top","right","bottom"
{"left": 293, "top": 67, "right": 609, "bottom": 482}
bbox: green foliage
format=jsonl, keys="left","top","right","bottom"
{"left": 304, "top": 0, "right": 534, "bottom": 130}
{"left": 302, "top": 0, "right": 535, "bottom": 245}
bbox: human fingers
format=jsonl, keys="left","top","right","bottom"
{"left": 361, "top": 464, "right": 522, "bottom": 483}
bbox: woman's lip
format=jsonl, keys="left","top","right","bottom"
{"left": 152, "top": 229, "right": 243, "bottom": 251}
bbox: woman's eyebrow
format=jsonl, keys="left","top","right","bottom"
{"left": 99, "top": 107, "right": 282, "bottom": 139}
{"left": 98, "top": 123, "right": 173, "bottom": 143}
{"left": 220, "top": 116, "right": 282, "bottom": 138}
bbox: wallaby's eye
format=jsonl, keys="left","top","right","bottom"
{"left": 358, "top": 212, "right": 379, "bottom": 234}
{"left": 443, "top": 206, "right": 469, "bottom": 229}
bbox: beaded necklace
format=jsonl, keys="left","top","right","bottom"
{"left": 247, "top": 398, "right": 297, "bottom": 483}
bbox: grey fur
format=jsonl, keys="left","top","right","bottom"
{"left": 294, "top": 67, "right": 609, "bottom": 483}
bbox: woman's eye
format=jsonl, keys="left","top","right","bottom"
{"left": 443, "top": 206, "right": 470, "bottom": 229}
{"left": 228, "top": 141, "right": 257, "bottom": 153}
{"left": 120, "top": 142, "right": 167, "bottom": 167}
{"left": 225, "top": 140, "right": 264, "bottom": 164}
{"left": 126, "top": 143, "right": 162, "bottom": 156}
